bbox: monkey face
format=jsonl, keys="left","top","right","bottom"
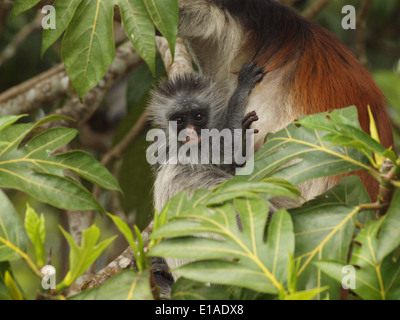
{"left": 170, "top": 109, "right": 208, "bottom": 145}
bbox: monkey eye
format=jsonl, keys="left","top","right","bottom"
{"left": 195, "top": 114, "right": 204, "bottom": 122}
{"left": 175, "top": 117, "right": 183, "bottom": 125}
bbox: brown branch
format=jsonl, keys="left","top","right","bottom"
{"left": 156, "top": 36, "right": 193, "bottom": 77}
{"left": 0, "top": 64, "right": 67, "bottom": 115}
{"left": 359, "top": 159, "right": 398, "bottom": 219}
{"left": 302, "top": 0, "right": 331, "bottom": 19}
{"left": 0, "top": 0, "right": 14, "bottom": 8}
{"left": 356, "top": 0, "right": 372, "bottom": 68}
{"left": 0, "top": 41, "right": 142, "bottom": 118}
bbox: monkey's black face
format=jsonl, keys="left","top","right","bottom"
{"left": 169, "top": 108, "right": 209, "bottom": 145}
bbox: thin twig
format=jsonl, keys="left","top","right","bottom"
{"left": 302, "top": 0, "right": 331, "bottom": 19}
{"left": 356, "top": 0, "right": 373, "bottom": 68}
{"left": 102, "top": 110, "right": 149, "bottom": 167}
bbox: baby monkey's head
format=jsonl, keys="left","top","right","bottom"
{"left": 149, "top": 74, "right": 225, "bottom": 145}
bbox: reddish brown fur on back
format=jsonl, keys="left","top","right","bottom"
{"left": 255, "top": 21, "right": 393, "bottom": 201}
{"left": 291, "top": 23, "right": 392, "bottom": 200}
{"left": 213, "top": 0, "right": 393, "bottom": 201}
{"left": 292, "top": 23, "right": 392, "bottom": 148}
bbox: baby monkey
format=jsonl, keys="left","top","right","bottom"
{"left": 148, "top": 62, "right": 263, "bottom": 182}
{"left": 147, "top": 62, "right": 264, "bottom": 291}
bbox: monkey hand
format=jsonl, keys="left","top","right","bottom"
{"left": 242, "top": 110, "right": 259, "bottom": 134}
{"left": 238, "top": 62, "right": 264, "bottom": 89}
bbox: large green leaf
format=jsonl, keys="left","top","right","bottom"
{"left": 41, "top": 0, "right": 83, "bottom": 57}
{"left": 377, "top": 189, "right": 400, "bottom": 261}
{"left": 62, "top": 0, "right": 115, "bottom": 97}
{"left": 11, "top": 0, "right": 40, "bottom": 17}
{"left": 248, "top": 107, "right": 371, "bottom": 185}
{"left": 117, "top": 0, "right": 156, "bottom": 75}
{"left": 298, "top": 107, "right": 396, "bottom": 164}
{"left": 143, "top": 0, "right": 178, "bottom": 58}
{"left": 350, "top": 228, "right": 400, "bottom": 300}
{"left": 151, "top": 194, "right": 294, "bottom": 294}
{"left": 171, "top": 278, "right": 231, "bottom": 300}
{"left": 316, "top": 219, "right": 400, "bottom": 300}
{"left": 0, "top": 190, "right": 27, "bottom": 262}
{"left": 69, "top": 270, "right": 153, "bottom": 300}
{"left": 0, "top": 115, "right": 25, "bottom": 133}
{"left": 0, "top": 115, "right": 121, "bottom": 212}
{"left": 206, "top": 179, "right": 299, "bottom": 206}
{"left": 290, "top": 176, "right": 372, "bottom": 299}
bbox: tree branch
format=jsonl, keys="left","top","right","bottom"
{"left": 0, "top": 64, "right": 67, "bottom": 115}
{"left": 302, "top": 0, "right": 331, "bottom": 19}
{"left": 356, "top": 0, "right": 373, "bottom": 68}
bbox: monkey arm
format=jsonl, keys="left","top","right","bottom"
{"left": 224, "top": 62, "right": 264, "bottom": 129}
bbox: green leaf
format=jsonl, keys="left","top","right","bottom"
{"left": 117, "top": 0, "right": 156, "bottom": 75}
{"left": 0, "top": 190, "right": 27, "bottom": 262}
{"left": 317, "top": 219, "right": 400, "bottom": 300}
{"left": 58, "top": 225, "right": 116, "bottom": 291}
{"left": 350, "top": 219, "right": 400, "bottom": 300}
{"left": 11, "top": 0, "right": 40, "bottom": 17}
{"left": 24, "top": 204, "right": 46, "bottom": 267}
{"left": 49, "top": 151, "right": 121, "bottom": 192}
{"left": 69, "top": 270, "right": 153, "bottom": 300}
{"left": 171, "top": 278, "right": 231, "bottom": 300}
{"left": 0, "top": 115, "right": 26, "bottom": 133}
{"left": 62, "top": 0, "right": 115, "bottom": 97}
{"left": 107, "top": 213, "right": 139, "bottom": 262}
{"left": 207, "top": 180, "right": 299, "bottom": 205}
{"left": 377, "top": 189, "right": 400, "bottom": 261}
{"left": 290, "top": 176, "right": 371, "bottom": 300}
{"left": 151, "top": 197, "right": 294, "bottom": 294}
{"left": 143, "top": 0, "right": 178, "bottom": 58}
{"left": 281, "top": 286, "right": 328, "bottom": 300}
{"left": 248, "top": 107, "right": 371, "bottom": 185}
{"left": 0, "top": 262, "right": 13, "bottom": 300}
{"left": 298, "top": 108, "right": 397, "bottom": 164}
{"left": 41, "top": 0, "right": 83, "bottom": 57}
{"left": 0, "top": 116, "right": 120, "bottom": 212}
{"left": 4, "top": 271, "right": 24, "bottom": 300}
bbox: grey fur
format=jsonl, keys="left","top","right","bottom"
{"left": 148, "top": 63, "right": 263, "bottom": 290}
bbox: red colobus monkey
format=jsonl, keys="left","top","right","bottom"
{"left": 176, "top": 0, "right": 393, "bottom": 202}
